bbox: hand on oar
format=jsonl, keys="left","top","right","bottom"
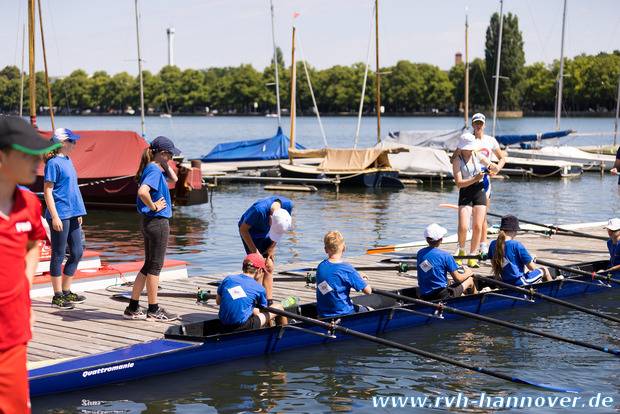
{"left": 373, "top": 288, "right": 620, "bottom": 357}
{"left": 473, "top": 274, "right": 620, "bottom": 324}
{"left": 260, "top": 305, "right": 581, "bottom": 393}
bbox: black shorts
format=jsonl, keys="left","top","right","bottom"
{"left": 458, "top": 181, "right": 487, "bottom": 207}
{"left": 221, "top": 314, "right": 262, "bottom": 333}
{"left": 421, "top": 283, "right": 465, "bottom": 301}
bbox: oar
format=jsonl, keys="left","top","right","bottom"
{"left": 438, "top": 204, "right": 607, "bottom": 241}
{"left": 110, "top": 289, "right": 215, "bottom": 302}
{"left": 261, "top": 305, "right": 580, "bottom": 393}
{"left": 373, "top": 289, "right": 620, "bottom": 357}
{"left": 278, "top": 263, "right": 418, "bottom": 277}
{"left": 207, "top": 276, "right": 313, "bottom": 287}
{"left": 534, "top": 259, "right": 620, "bottom": 285}
{"left": 473, "top": 274, "right": 620, "bottom": 324}
{"left": 379, "top": 254, "right": 485, "bottom": 263}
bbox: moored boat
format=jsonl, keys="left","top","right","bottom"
{"left": 29, "top": 259, "right": 617, "bottom": 396}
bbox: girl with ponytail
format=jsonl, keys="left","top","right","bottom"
{"left": 488, "top": 215, "right": 553, "bottom": 286}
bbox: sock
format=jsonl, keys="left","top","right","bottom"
{"left": 148, "top": 304, "right": 159, "bottom": 313}
{"left": 128, "top": 299, "right": 140, "bottom": 311}
{"left": 54, "top": 292, "right": 63, "bottom": 297}
{"left": 62, "top": 290, "right": 72, "bottom": 296}
{"left": 479, "top": 242, "right": 487, "bottom": 251}
{"left": 458, "top": 246, "right": 466, "bottom": 255}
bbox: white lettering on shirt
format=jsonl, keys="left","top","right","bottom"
{"left": 15, "top": 221, "right": 32, "bottom": 233}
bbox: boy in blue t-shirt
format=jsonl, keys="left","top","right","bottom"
{"left": 216, "top": 253, "right": 287, "bottom": 332}
{"left": 316, "top": 230, "right": 372, "bottom": 318}
{"left": 603, "top": 218, "right": 620, "bottom": 274}
{"left": 416, "top": 223, "right": 477, "bottom": 301}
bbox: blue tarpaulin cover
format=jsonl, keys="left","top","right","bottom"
{"left": 495, "top": 130, "right": 571, "bottom": 146}
{"left": 200, "top": 127, "right": 306, "bottom": 162}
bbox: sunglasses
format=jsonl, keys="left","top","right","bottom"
{"left": 66, "top": 139, "right": 76, "bottom": 144}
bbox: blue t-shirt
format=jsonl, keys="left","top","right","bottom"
{"left": 416, "top": 246, "right": 459, "bottom": 295}
{"left": 137, "top": 163, "right": 172, "bottom": 218}
{"left": 238, "top": 196, "right": 293, "bottom": 239}
{"left": 488, "top": 239, "right": 533, "bottom": 285}
{"left": 44, "top": 156, "right": 86, "bottom": 220}
{"left": 315, "top": 260, "right": 368, "bottom": 318}
{"left": 217, "top": 273, "right": 267, "bottom": 325}
{"left": 607, "top": 239, "right": 620, "bottom": 270}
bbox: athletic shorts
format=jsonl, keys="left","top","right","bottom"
{"left": 458, "top": 181, "right": 487, "bottom": 207}
{"left": 421, "top": 283, "right": 465, "bottom": 301}
{"left": 352, "top": 304, "right": 370, "bottom": 314}
{"left": 221, "top": 314, "right": 262, "bottom": 333}
{"left": 517, "top": 269, "right": 544, "bottom": 286}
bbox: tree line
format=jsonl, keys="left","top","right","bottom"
{"left": 1, "top": 12, "right": 618, "bottom": 116}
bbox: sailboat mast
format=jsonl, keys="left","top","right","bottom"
{"left": 20, "top": 24, "right": 25, "bottom": 117}
{"left": 270, "top": 0, "right": 281, "bottom": 127}
{"left": 555, "top": 0, "right": 567, "bottom": 131}
{"left": 491, "top": 0, "right": 504, "bottom": 137}
{"left": 135, "top": 0, "right": 146, "bottom": 137}
{"left": 289, "top": 26, "right": 296, "bottom": 164}
{"left": 37, "top": 0, "right": 54, "bottom": 130}
{"left": 375, "top": 0, "right": 381, "bottom": 142}
{"left": 465, "top": 11, "right": 469, "bottom": 128}
{"left": 28, "top": 0, "right": 37, "bottom": 128}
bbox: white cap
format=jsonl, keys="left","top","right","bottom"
{"left": 604, "top": 218, "right": 620, "bottom": 231}
{"left": 457, "top": 133, "right": 477, "bottom": 150}
{"left": 268, "top": 208, "right": 292, "bottom": 242}
{"left": 50, "top": 128, "right": 81, "bottom": 143}
{"left": 424, "top": 223, "right": 447, "bottom": 241}
{"left": 472, "top": 113, "right": 486, "bottom": 124}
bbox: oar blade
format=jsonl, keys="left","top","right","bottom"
{"left": 512, "top": 378, "right": 581, "bottom": 393}
{"left": 366, "top": 246, "right": 396, "bottom": 255}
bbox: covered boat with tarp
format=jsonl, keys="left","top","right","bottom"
{"left": 495, "top": 130, "right": 572, "bottom": 146}
{"left": 200, "top": 127, "right": 306, "bottom": 162}
{"left": 30, "top": 130, "right": 208, "bottom": 208}
{"left": 385, "top": 128, "right": 465, "bottom": 151}
{"left": 279, "top": 147, "right": 407, "bottom": 188}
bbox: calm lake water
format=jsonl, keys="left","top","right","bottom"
{"left": 30, "top": 115, "right": 620, "bottom": 413}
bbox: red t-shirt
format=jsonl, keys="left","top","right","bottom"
{"left": 0, "top": 187, "right": 46, "bottom": 351}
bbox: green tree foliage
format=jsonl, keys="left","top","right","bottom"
{"left": 485, "top": 12, "right": 525, "bottom": 110}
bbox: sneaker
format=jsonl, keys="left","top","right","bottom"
{"left": 63, "top": 291, "right": 86, "bottom": 304}
{"left": 51, "top": 295, "right": 74, "bottom": 309}
{"left": 468, "top": 258, "right": 480, "bottom": 268}
{"left": 480, "top": 287, "right": 492, "bottom": 293}
{"left": 123, "top": 306, "right": 147, "bottom": 320}
{"left": 147, "top": 307, "right": 178, "bottom": 321}
{"left": 455, "top": 250, "right": 466, "bottom": 266}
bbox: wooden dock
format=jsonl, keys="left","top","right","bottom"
{"left": 27, "top": 225, "right": 611, "bottom": 368}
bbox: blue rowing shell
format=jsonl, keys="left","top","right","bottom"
{"left": 29, "top": 260, "right": 617, "bottom": 396}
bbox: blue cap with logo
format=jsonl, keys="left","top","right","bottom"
{"left": 472, "top": 113, "right": 486, "bottom": 124}
{"left": 51, "top": 128, "right": 82, "bottom": 143}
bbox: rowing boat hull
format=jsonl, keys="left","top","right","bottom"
{"left": 279, "top": 163, "right": 404, "bottom": 188}
{"left": 29, "top": 260, "right": 616, "bottom": 396}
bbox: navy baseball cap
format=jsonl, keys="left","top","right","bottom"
{"left": 150, "top": 136, "right": 181, "bottom": 155}
{"left": 0, "top": 116, "right": 60, "bottom": 155}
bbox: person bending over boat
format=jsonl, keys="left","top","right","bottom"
{"left": 123, "top": 136, "right": 179, "bottom": 321}
{"left": 216, "top": 253, "right": 287, "bottom": 332}
{"left": 603, "top": 218, "right": 620, "bottom": 274}
{"left": 315, "top": 230, "right": 372, "bottom": 318}
{"left": 417, "top": 223, "right": 477, "bottom": 301}
{"left": 451, "top": 113, "right": 506, "bottom": 255}
{"left": 239, "top": 196, "right": 293, "bottom": 304}
{"left": 43, "top": 128, "right": 87, "bottom": 309}
{"left": 488, "top": 215, "right": 552, "bottom": 286}
{"left": 452, "top": 133, "right": 492, "bottom": 268}
{"left": 0, "top": 117, "right": 61, "bottom": 414}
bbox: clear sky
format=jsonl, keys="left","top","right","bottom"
{"left": 3, "top": 0, "right": 620, "bottom": 78}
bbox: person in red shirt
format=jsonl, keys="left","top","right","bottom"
{"left": 0, "top": 116, "right": 60, "bottom": 414}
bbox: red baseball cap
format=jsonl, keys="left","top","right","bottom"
{"left": 244, "top": 253, "right": 266, "bottom": 271}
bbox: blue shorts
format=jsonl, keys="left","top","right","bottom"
{"left": 242, "top": 237, "right": 273, "bottom": 257}
{"left": 518, "top": 269, "right": 543, "bottom": 286}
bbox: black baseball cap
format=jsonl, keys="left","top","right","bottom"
{"left": 150, "top": 136, "right": 181, "bottom": 155}
{"left": 0, "top": 116, "right": 61, "bottom": 155}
